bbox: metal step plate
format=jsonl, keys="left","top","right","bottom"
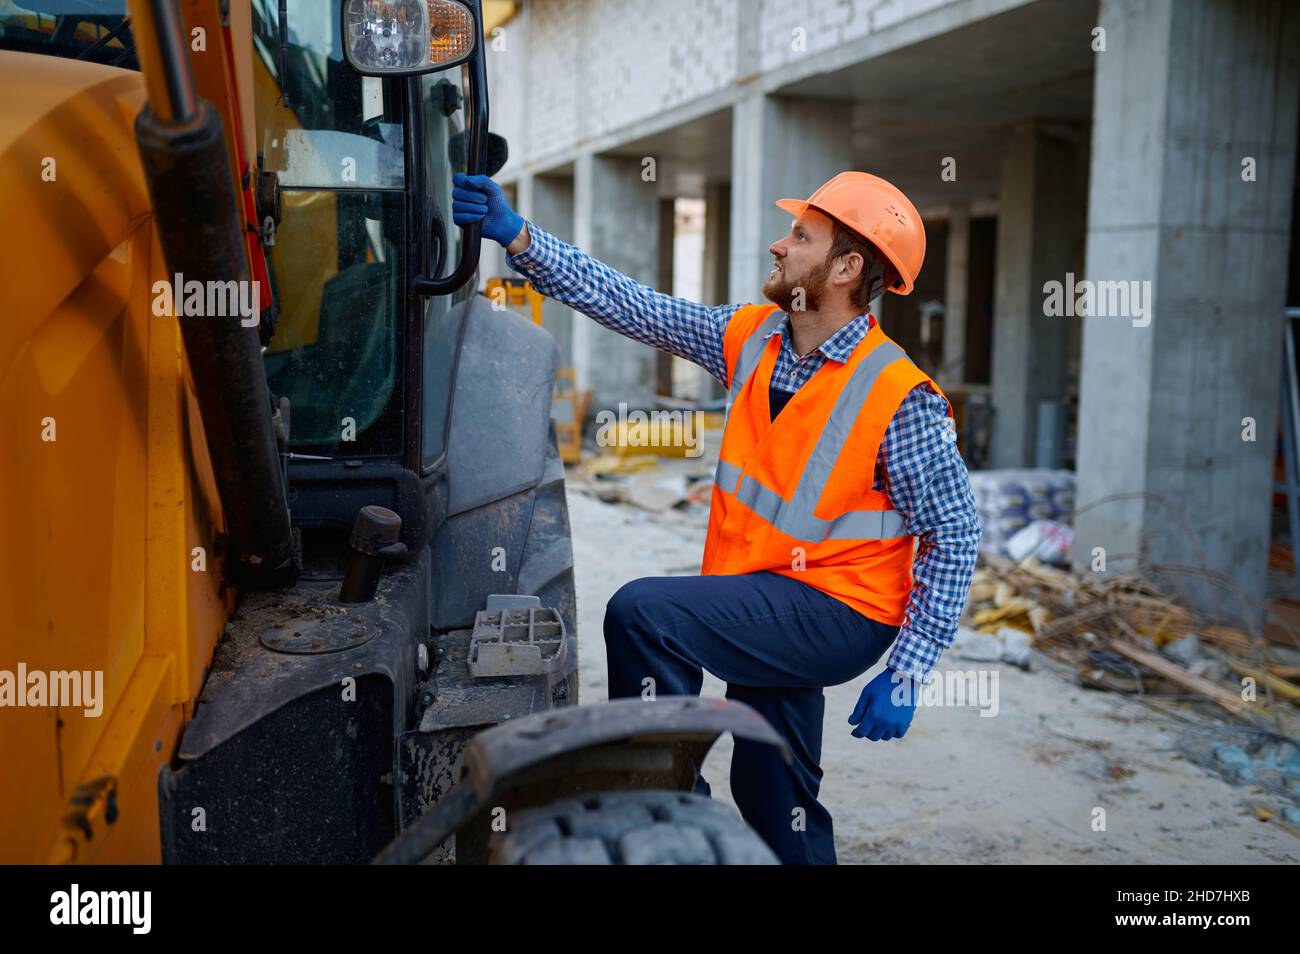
{"left": 468, "top": 605, "right": 568, "bottom": 678}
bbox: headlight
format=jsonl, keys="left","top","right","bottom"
{"left": 343, "top": 0, "right": 477, "bottom": 75}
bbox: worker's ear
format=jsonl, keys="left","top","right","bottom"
{"left": 833, "top": 249, "right": 866, "bottom": 286}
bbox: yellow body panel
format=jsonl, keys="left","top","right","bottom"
{"left": 0, "top": 52, "right": 232, "bottom": 863}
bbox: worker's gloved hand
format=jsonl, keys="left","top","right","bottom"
{"left": 451, "top": 172, "right": 524, "bottom": 248}
{"left": 848, "top": 667, "right": 919, "bottom": 741}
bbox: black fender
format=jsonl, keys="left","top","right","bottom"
{"left": 427, "top": 292, "right": 577, "bottom": 682}
{"left": 374, "top": 697, "right": 790, "bottom": 864}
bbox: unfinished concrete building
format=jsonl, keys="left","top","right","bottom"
{"left": 483, "top": 0, "right": 1300, "bottom": 623}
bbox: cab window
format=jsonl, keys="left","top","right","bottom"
{"left": 253, "top": 0, "right": 406, "bottom": 451}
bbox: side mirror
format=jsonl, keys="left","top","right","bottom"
{"left": 449, "top": 130, "right": 508, "bottom": 177}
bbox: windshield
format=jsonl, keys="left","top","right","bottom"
{"left": 5, "top": 0, "right": 472, "bottom": 460}
{"left": 0, "top": 1, "right": 136, "bottom": 69}
{"left": 254, "top": 0, "right": 408, "bottom": 452}
{"left": 254, "top": 0, "right": 474, "bottom": 458}
{"left": 253, "top": 0, "right": 404, "bottom": 190}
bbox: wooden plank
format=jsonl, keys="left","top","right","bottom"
{"left": 1229, "top": 661, "right": 1300, "bottom": 703}
{"left": 1107, "top": 639, "right": 1256, "bottom": 720}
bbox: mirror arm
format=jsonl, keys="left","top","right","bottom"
{"left": 277, "top": 0, "right": 291, "bottom": 108}
{"left": 412, "top": 5, "right": 487, "bottom": 297}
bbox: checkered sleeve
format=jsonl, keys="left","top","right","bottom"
{"left": 877, "top": 383, "right": 982, "bottom": 682}
{"left": 505, "top": 221, "right": 736, "bottom": 383}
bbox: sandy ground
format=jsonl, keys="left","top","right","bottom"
{"left": 566, "top": 482, "right": 1300, "bottom": 864}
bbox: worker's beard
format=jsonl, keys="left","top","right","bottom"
{"left": 762, "top": 257, "right": 833, "bottom": 313}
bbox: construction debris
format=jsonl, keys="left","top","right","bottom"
{"left": 951, "top": 625, "right": 1032, "bottom": 669}
{"left": 1003, "top": 519, "right": 1073, "bottom": 564}
{"left": 966, "top": 548, "right": 1300, "bottom": 827}
{"left": 570, "top": 452, "right": 715, "bottom": 515}
{"left": 567, "top": 412, "right": 724, "bottom": 515}
{"left": 968, "top": 551, "right": 1300, "bottom": 712}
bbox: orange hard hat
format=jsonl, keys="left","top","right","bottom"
{"left": 776, "top": 171, "right": 925, "bottom": 295}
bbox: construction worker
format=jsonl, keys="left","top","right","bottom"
{"left": 453, "top": 170, "right": 981, "bottom": 865}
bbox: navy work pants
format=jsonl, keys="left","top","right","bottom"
{"left": 602, "top": 571, "right": 899, "bottom": 865}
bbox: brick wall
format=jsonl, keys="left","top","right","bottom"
{"left": 487, "top": 0, "right": 966, "bottom": 171}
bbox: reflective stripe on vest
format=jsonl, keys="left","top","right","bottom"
{"left": 715, "top": 327, "right": 910, "bottom": 543}
{"left": 725, "top": 310, "right": 785, "bottom": 414}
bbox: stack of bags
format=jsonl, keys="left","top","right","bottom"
{"left": 968, "top": 469, "right": 1075, "bottom": 562}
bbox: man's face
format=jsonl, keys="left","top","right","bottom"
{"left": 763, "top": 210, "right": 836, "bottom": 313}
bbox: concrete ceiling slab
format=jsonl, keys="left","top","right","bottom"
{"left": 593, "top": 0, "right": 1097, "bottom": 210}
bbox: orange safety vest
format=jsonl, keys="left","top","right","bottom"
{"left": 701, "top": 303, "right": 952, "bottom": 625}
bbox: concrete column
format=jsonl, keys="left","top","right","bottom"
{"left": 699, "top": 182, "right": 731, "bottom": 400}
{"left": 529, "top": 173, "right": 576, "bottom": 368}
{"left": 656, "top": 198, "right": 676, "bottom": 398}
{"left": 989, "top": 122, "right": 1086, "bottom": 468}
{"left": 942, "top": 202, "right": 971, "bottom": 386}
{"left": 574, "top": 151, "right": 660, "bottom": 410}
{"left": 513, "top": 174, "right": 534, "bottom": 220}
{"left": 702, "top": 183, "right": 730, "bottom": 306}
{"left": 729, "top": 92, "right": 854, "bottom": 302}
{"left": 1072, "top": 0, "right": 1299, "bottom": 619}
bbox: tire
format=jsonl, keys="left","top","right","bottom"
{"left": 489, "top": 790, "right": 779, "bottom": 865}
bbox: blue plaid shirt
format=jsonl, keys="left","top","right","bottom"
{"left": 507, "top": 222, "right": 980, "bottom": 682}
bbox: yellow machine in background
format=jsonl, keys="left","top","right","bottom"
{"left": 484, "top": 275, "right": 543, "bottom": 324}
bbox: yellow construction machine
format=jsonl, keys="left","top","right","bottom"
{"left": 0, "top": 0, "right": 782, "bottom": 865}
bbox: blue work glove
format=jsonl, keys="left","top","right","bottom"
{"left": 451, "top": 172, "right": 525, "bottom": 248}
{"left": 848, "top": 667, "right": 918, "bottom": 741}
